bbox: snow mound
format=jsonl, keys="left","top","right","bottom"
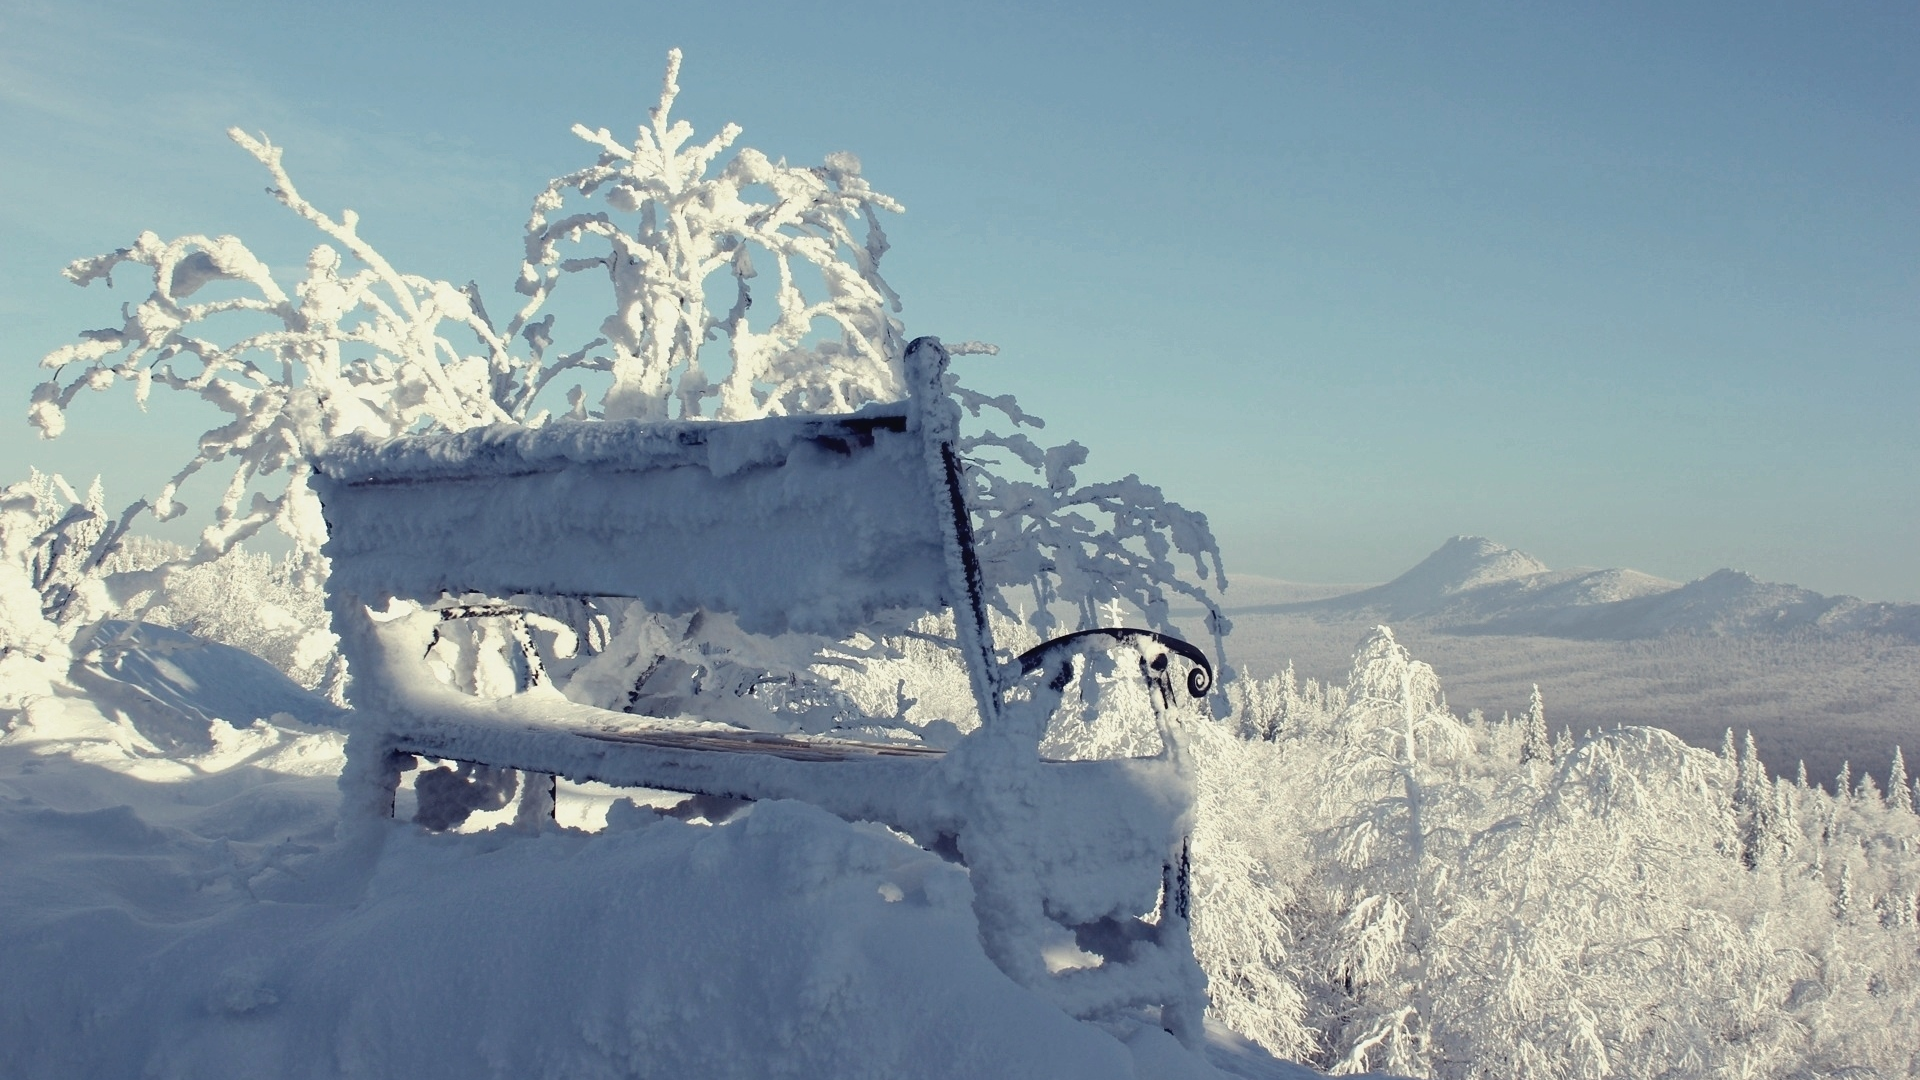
{"left": 0, "top": 684, "right": 1317, "bottom": 1079}
{"left": 2, "top": 799, "right": 1143, "bottom": 1078}
{"left": 73, "top": 621, "right": 345, "bottom": 750}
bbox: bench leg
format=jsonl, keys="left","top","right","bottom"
{"left": 1155, "top": 840, "right": 1208, "bottom": 1046}
{"left": 341, "top": 733, "right": 408, "bottom": 822}
{"left": 515, "top": 771, "right": 558, "bottom": 829}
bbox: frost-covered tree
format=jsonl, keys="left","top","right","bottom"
{"left": 26, "top": 49, "right": 1228, "bottom": 728}
{"left": 1518, "top": 682, "right": 1550, "bottom": 766}
{"left": 954, "top": 405, "right": 1229, "bottom": 686}
{"left": 140, "top": 547, "right": 338, "bottom": 691}
{"left": 1312, "top": 628, "right": 1476, "bottom": 1075}
{"left": 31, "top": 51, "right": 914, "bottom": 572}
{"left": 1185, "top": 626, "right": 1920, "bottom": 1079}
{"left": 0, "top": 472, "right": 90, "bottom": 683}
{"left": 512, "top": 49, "right": 906, "bottom": 423}
{"left": 1188, "top": 716, "right": 1316, "bottom": 1061}
{"left": 0, "top": 470, "right": 113, "bottom": 627}
{"left": 1734, "top": 729, "right": 1793, "bottom": 869}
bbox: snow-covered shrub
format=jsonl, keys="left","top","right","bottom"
{"left": 0, "top": 470, "right": 115, "bottom": 628}
{"left": 136, "top": 547, "right": 336, "bottom": 692}
{"left": 514, "top": 48, "right": 907, "bottom": 423}
{"left": 31, "top": 159, "right": 511, "bottom": 573}
{"left": 0, "top": 471, "right": 337, "bottom": 702}
{"left": 27, "top": 49, "right": 913, "bottom": 573}
{"left": 1189, "top": 716, "right": 1317, "bottom": 1061}
{"left": 0, "top": 474, "right": 82, "bottom": 689}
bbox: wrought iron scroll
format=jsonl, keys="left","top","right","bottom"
{"left": 1013, "top": 627, "right": 1214, "bottom": 706}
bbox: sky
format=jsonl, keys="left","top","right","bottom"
{"left": 2, "top": 0, "right": 1915, "bottom": 600}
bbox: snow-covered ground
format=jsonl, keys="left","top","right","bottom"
{"left": 0, "top": 634, "right": 1328, "bottom": 1079}
{"left": 8, "top": 601, "right": 1918, "bottom": 1077}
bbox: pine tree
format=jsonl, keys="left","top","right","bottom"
{"left": 1889, "top": 747, "right": 1914, "bottom": 815}
{"left": 1768, "top": 782, "right": 1799, "bottom": 864}
{"left": 1734, "top": 731, "right": 1774, "bottom": 870}
{"left": 1854, "top": 769, "right": 1882, "bottom": 806}
{"left": 1519, "top": 684, "right": 1550, "bottom": 766}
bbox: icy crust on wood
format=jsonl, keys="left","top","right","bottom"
{"left": 314, "top": 406, "right": 946, "bottom": 639}
{"left": 315, "top": 402, "right": 913, "bottom": 484}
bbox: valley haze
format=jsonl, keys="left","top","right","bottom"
{"left": 1199, "top": 536, "right": 1920, "bottom": 791}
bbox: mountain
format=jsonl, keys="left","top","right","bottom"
{"left": 1252, "top": 537, "right": 1920, "bottom": 642}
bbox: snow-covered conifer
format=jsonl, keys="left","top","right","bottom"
{"left": 1854, "top": 769, "right": 1883, "bottom": 806}
{"left": 1889, "top": 747, "right": 1913, "bottom": 815}
{"left": 1518, "top": 683, "right": 1550, "bottom": 766}
{"left": 1309, "top": 627, "right": 1477, "bottom": 1076}
{"left": 1734, "top": 730, "right": 1779, "bottom": 869}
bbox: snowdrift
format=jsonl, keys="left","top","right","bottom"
{"left": 0, "top": 648, "right": 1324, "bottom": 1080}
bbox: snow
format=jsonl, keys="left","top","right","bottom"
{"left": 76, "top": 620, "right": 346, "bottom": 739}
{"left": 11, "top": 591, "right": 1918, "bottom": 1078}
{"left": 315, "top": 405, "right": 947, "bottom": 639}
{"left": 0, "top": 648, "right": 1328, "bottom": 1079}
{"left": 1265, "top": 535, "right": 1920, "bottom": 641}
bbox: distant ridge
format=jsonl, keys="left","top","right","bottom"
{"left": 1249, "top": 537, "right": 1920, "bottom": 642}
{"left": 1297, "top": 536, "right": 1555, "bottom": 620}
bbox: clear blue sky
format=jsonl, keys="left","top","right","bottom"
{"left": 3, "top": 0, "right": 1914, "bottom": 600}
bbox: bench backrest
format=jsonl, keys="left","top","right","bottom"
{"left": 313, "top": 337, "right": 1004, "bottom": 718}
{"left": 315, "top": 407, "right": 943, "bottom": 637}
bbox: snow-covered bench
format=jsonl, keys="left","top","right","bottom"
{"left": 313, "top": 336, "right": 1214, "bottom": 1040}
